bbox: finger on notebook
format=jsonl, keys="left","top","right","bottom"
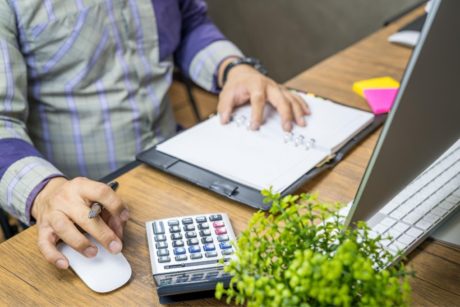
{"left": 268, "top": 87, "right": 293, "bottom": 132}
{"left": 249, "top": 89, "right": 266, "bottom": 130}
{"left": 37, "top": 225, "right": 69, "bottom": 269}
{"left": 294, "top": 93, "right": 310, "bottom": 115}
{"left": 218, "top": 89, "right": 234, "bottom": 124}
{"left": 289, "top": 96, "right": 306, "bottom": 127}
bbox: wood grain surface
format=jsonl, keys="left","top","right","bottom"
{"left": 1, "top": 6, "right": 459, "bottom": 307}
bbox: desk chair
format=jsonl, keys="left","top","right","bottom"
{"left": 173, "top": 69, "right": 202, "bottom": 122}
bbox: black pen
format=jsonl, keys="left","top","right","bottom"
{"left": 88, "top": 181, "right": 119, "bottom": 219}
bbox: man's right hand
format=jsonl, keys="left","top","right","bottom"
{"left": 31, "top": 177, "right": 130, "bottom": 269}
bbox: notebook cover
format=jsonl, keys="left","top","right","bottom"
{"left": 136, "top": 93, "right": 386, "bottom": 211}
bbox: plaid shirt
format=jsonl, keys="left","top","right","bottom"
{"left": 0, "top": 0, "right": 243, "bottom": 224}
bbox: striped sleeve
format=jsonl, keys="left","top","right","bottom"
{"left": 175, "top": 0, "right": 243, "bottom": 93}
{"left": 0, "top": 3, "right": 63, "bottom": 224}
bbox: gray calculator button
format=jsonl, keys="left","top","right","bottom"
{"left": 182, "top": 218, "right": 193, "bottom": 225}
{"left": 198, "top": 223, "right": 209, "bottom": 230}
{"left": 201, "top": 237, "right": 213, "bottom": 244}
{"left": 154, "top": 234, "right": 166, "bottom": 242}
{"left": 156, "top": 241, "right": 168, "bottom": 249}
{"left": 175, "top": 255, "right": 187, "bottom": 262}
{"left": 168, "top": 220, "right": 179, "bottom": 226}
{"left": 171, "top": 233, "right": 182, "bottom": 240}
{"left": 209, "top": 214, "right": 222, "bottom": 221}
{"left": 173, "top": 240, "right": 184, "bottom": 247}
{"left": 169, "top": 225, "right": 181, "bottom": 233}
{"left": 205, "top": 251, "right": 218, "bottom": 258}
{"left": 190, "top": 253, "right": 203, "bottom": 260}
{"left": 158, "top": 256, "right": 171, "bottom": 263}
{"left": 221, "top": 248, "right": 233, "bottom": 255}
{"left": 199, "top": 230, "right": 211, "bottom": 237}
{"left": 174, "top": 247, "right": 186, "bottom": 255}
{"left": 217, "top": 235, "right": 229, "bottom": 242}
{"left": 157, "top": 249, "right": 169, "bottom": 256}
{"left": 187, "top": 238, "right": 199, "bottom": 245}
{"left": 195, "top": 216, "right": 207, "bottom": 223}
{"left": 185, "top": 231, "right": 197, "bottom": 238}
{"left": 183, "top": 224, "right": 195, "bottom": 231}
{"left": 153, "top": 221, "right": 165, "bottom": 234}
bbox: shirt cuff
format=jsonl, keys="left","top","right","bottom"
{"left": 0, "top": 156, "right": 64, "bottom": 225}
{"left": 189, "top": 40, "right": 244, "bottom": 93}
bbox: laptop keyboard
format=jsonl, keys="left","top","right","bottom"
{"left": 343, "top": 139, "right": 460, "bottom": 257}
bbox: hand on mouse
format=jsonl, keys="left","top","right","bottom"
{"left": 31, "top": 177, "right": 129, "bottom": 270}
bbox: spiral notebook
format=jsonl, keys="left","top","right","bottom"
{"left": 137, "top": 92, "right": 384, "bottom": 209}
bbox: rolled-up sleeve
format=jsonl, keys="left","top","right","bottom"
{"left": 174, "top": 0, "right": 243, "bottom": 92}
{"left": 0, "top": 3, "right": 63, "bottom": 224}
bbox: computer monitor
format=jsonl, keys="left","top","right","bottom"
{"left": 346, "top": 0, "right": 459, "bottom": 226}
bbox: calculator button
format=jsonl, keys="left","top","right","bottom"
{"left": 174, "top": 247, "right": 187, "bottom": 255}
{"left": 157, "top": 249, "right": 169, "bottom": 256}
{"left": 172, "top": 240, "right": 184, "bottom": 247}
{"left": 203, "top": 243, "right": 215, "bottom": 251}
{"left": 215, "top": 227, "right": 227, "bottom": 235}
{"left": 199, "top": 230, "right": 211, "bottom": 237}
{"left": 195, "top": 216, "right": 207, "bottom": 223}
{"left": 175, "top": 255, "right": 187, "bottom": 262}
{"left": 171, "top": 233, "right": 182, "bottom": 240}
{"left": 205, "top": 251, "right": 218, "bottom": 258}
{"left": 201, "top": 237, "right": 213, "bottom": 244}
{"left": 185, "top": 231, "right": 197, "bottom": 238}
{"left": 182, "top": 218, "right": 193, "bottom": 225}
{"left": 209, "top": 214, "right": 222, "bottom": 221}
{"left": 212, "top": 221, "right": 225, "bottom": 228}
{"left": 168, "top": 220, "right": 179, "bottom": 226}
{"left": 221, "top": 249, "right": 233, "bottom": 255}
{"left": 198, "top": 223, "right": 209, "bottom": 230}
{"left": 153, "top": 221, "right": 165, "bottom": 234}
{"left": 188, "top": 246, "right": 201, "bottom": 253}
{"left": 219, "top": 242, "right": 232, "bottom": 249}
{"left": 169, "top": 225, "right": 181, "bottom": 233}
{"left": 217, "top": 235, "right": 229, "bottom": 242}
{"left": 154, "top": 234, "right": 166, "bottom": 242}
{"left": 183, "top": 224, "right": 195, "bottom": 231}
{"left": 156, "top": 241, "right": 168, "bottom": 249}
{"left": 158, "top": 256, "right": 171, "bottom": 263}
{"left": 190, "top": 253, "right": 203, "bottom": 260}
{"left": 187, "top": 238, "right": 199, "bottom": 245}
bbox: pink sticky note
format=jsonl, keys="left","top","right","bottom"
{"left": 363, "top": 88, "right": 399, "bottom": 114}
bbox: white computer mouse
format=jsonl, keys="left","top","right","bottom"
{"left": 58, "top": 235, "right": 132, "bottom": 293}
{"left": 388, "top": 30, "right": 420, "bottom": 48}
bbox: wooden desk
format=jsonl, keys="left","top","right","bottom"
{"left": 1, "top": 7, "right": 459, "bottom": 306}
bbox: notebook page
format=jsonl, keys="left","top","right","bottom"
{"left": 157, "top": 115, "right": 327, "bottom": 192}
{"left": 157, "top": 93, "right": 374, "bottom": 192}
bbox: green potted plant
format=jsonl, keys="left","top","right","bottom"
{"left": 216, "top": 190, "right": 412, "bottom": 306}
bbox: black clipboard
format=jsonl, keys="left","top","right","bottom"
{"left": 137, "top": 92, "right": 386, "bottom": 211}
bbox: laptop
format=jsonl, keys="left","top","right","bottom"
{"left": 343, "top": 0, "right": 459, "bottom": 262}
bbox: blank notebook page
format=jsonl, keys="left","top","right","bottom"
{"left": 157, "top": 92, "right": 374, "bottom": 192}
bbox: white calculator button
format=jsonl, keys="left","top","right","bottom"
{"left": 187, "top": 238, "right": 199, "bottom": 245}
{"left": 195, "top": 216, "right": 207, "bottom": 223}
{"left": 156, "top": 242, "right": 168, "bottom": 249}
{"left": 221, "top": 249, "right": 233, "bottom": 256}
{"left": 190, "top": 253, "right": 203, "bottom": 260}
{"left": 205, "top": 251, "right": 217, "bottom": 258}
{"left": 158, "top": 256, "right": 171, "bottom": 263}
{"left": 172, "top": 240, "right": 184, "bottom": 247}
{"left": 171, "top": 233, "right": 182, "bottom": 240}
{"left": 168, "top": 220, "right": 179, "bottom": 226}
{"left": 169, "top": 226, "right": 181, "bottom": 233}
{"left": 175, "top": 255, "right": 187, "bottom": 262}
{"left": 209, "top": 214, "right": 222, "bottom": 221}
{"left": 185, "top": 231, "right": 197, "bottom": 238}
{"left": 154, "top": 234, "right": 166, "bottom": 242}
{"left": 217, "top": 235, "right": 229, "bottom": 242}
{"left": 182, "top": 218, "right": 193, "bottom": 225}
{"left": 183, "top": 224, "right": 195, "bottom": 231}
{"left": 199, "top": 230, "right": 211, "bottom": 237}
{"left": 201, "top": 237, "right": 213, "bottom": 244}
{"left": 198, "top": 223, "right": 209, "bottom": 230}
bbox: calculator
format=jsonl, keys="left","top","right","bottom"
{"left": 145, "top": 213, "right": 237, "bottom": 297}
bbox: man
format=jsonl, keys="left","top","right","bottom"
{"left": 0, "top": 0, "right": 308, "bottom": 269}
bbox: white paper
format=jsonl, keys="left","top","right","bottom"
{"left": 157, "top": 93, "right": 374, "bottom": 192}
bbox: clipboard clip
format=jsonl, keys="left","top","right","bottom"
{"left": 209, "top": 181, "right": 238, "bottom": 197}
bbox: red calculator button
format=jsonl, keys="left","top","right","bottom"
{"left": 215, "top": 227, "right": 227, "bottom": 235}
{"left": 213, "top": 221, "right": 225, "bottom": 228}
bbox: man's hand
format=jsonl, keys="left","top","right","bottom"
{"left": 31, "top": 177, "right": 129, "bottom": 269}
{"left": 217, "top": 58, "right": 310, "bottom": 131}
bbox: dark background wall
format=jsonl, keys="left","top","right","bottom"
{"left": 207, "top": 0, "right": 422, "bottom": 82}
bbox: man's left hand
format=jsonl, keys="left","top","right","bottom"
{"left": 217, "top": 59, "right": 310, "bottom": 132}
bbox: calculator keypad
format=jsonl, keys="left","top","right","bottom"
{"left": 146, "top": 213, "right": 236, "bottom": 276}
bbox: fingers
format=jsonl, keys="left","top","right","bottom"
{"left": 37, "top": 225, "right": 69, "bottom": 269}
{"left": 291, "top": 92, "right": 310, "bottom": 115}
{"left": 283, "top": 92, "right": 306, "bottom": 127}
{"left": 69, "top": 204, "right": 123, "bottom": 255}
{"left": 249, "top": 90, "right": 266, "bottom": 130}
{"left": 49, "top": 212, "right": 97, "bottom": 258}
{"left": 217, "top": 89, "right": 234, "bottom": 124}
{"left": 73, "top": 178, "right": 129, "bottom": 224}
{"left": 267, "top": 87, "right": 294, "bottom": 131}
